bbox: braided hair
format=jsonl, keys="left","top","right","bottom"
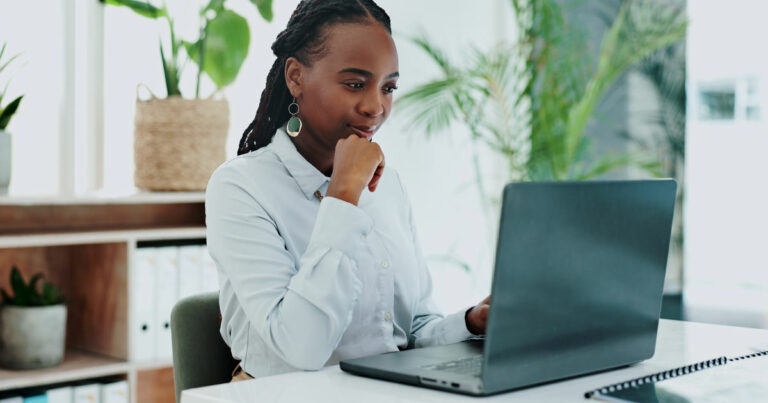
{"left": 237, "top": 0, "right": 392, "bottom": 155}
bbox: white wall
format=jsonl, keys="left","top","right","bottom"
{"left": 0, "top": 1, "right": 67, "bottom": 196}
{"left": 685, "top": 0, "right": 768, "bottom": 327}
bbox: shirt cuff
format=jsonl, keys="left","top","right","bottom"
{"left": 309, "top": 196, "right": 374, "bottom": 258}
{"left": 442, "top": 307, "right": 475, "bottom": 345}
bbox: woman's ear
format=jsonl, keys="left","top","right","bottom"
{"left": 284, "top": 57, "right": 304, "bottom": 99}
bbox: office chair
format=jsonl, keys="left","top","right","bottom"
{"left": 171, "top": 292, "right": 238, "bottom": 402}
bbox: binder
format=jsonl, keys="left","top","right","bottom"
{"left": 46, "top": 386, "right": 73, "bottom": 403}
{"left": 21, "top": 397, "right": 44, "bottom": 403}
{"left": 131, "top": 248, "right": 157, "bottom": 361}
{"left": 178, "top": 245, "right": 204, "bottom": 299}
{"left": 586, "top": 350, "right": 768, "bottom": 401}
{"left": 100, "top": 380, "right": 128, "bottom": 403}
{"left": 72, "top": 384, "right": 101, "bottom": 403}
{"left": 154, "top": 247, "right": 179, "bottom": 361}
{"left": 201, "top": 246, "right": 219, "bottom": 293}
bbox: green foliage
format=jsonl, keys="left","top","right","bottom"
{"left": 104, "top": 0, "right": 165, "bottom": 18}
{"left": 1, "top": 266, "right": 65, "bottom": 307}
{"left": 397, "top": 0, "right": 686, "bottom": 188}
{"left": 185, "top": 10, "right": 250, "bottom": 88}
{"left": 100, "top": 0, "right": 273, "bottom": 98}
{"left": 0, "top": 42, "right": 24, "bottom": 131}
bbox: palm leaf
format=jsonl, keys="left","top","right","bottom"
{"left": 565, "top": 2, "right": 687, "bottom": 168}
{"left": 0, "top": 95, "right": 23, "bottom": 130}
{"left": 396, "top": 77, "right": 465, "bottom": 135}
{"left": 407, "top": 33, "right": 455, "bottom": 75}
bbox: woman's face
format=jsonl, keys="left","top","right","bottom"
{"left": 286, "top": 22, "right": 399, "bottom": 149}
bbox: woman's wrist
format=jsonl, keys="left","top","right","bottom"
{"left": 325, "top": 188, "right": 360, "bottom": 206}
{"left": 326, "top": 183, "right": 361, "bottom": 206}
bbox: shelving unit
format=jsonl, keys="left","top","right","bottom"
{"left": 0, "top": 192, "right": 207, "bottom": 402}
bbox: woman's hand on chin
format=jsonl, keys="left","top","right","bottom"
{"left": 326, "top": 134, "right": 385, "bottom": 206}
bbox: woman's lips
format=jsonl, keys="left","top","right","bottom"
{"left": 348, "top": 125, "right": 376, "bottom": 139}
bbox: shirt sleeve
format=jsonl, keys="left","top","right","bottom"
{"left": 206, "top": 166, "right": 373, "bottom": 370}
{"left": 392, "top": 172, "right": 475, "bottom": 349}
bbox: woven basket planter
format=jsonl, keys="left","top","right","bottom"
{"left": 134, "top": 95, "right": 228, "bottom": 191}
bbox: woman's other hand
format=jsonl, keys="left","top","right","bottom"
{"left": 465, "top": 295, "right": 490, "bottom": 335}
{"left": 326, "top": 134, "right": 385, "bottom": 205}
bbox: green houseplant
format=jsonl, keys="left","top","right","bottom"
{"left": 397, "top": 0, "right": 686, "bottom": 211}
{"left": 101, "top": 0, "right": 274, "bottom": 97}
{"left": 100, "top": 0, "right": 274, "bottom": 191}
{"left": 0, "top": 266, "right": 66, "bottom": 369}
{"left": 0, "top": 42, "right": 24, "bottom": 195}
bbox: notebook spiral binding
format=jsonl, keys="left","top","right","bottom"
{"left": 584, "top": 350, "right": 768, "bottom": 399}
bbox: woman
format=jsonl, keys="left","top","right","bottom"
{"left": 206, "top": 0, "right": 490, "bottom": 382}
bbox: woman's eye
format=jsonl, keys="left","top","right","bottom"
{"left": 384, "top": 85, "right": 399, "bottom": 94}
{"left": 345, "top": 82, "right": 364, "bottom": 89}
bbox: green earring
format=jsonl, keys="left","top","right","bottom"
{"left": 287, "top": 97, "right": 302, "bottom": 137}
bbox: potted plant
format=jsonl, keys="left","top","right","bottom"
{"left": 100, "top": 0, "right": 273, "bottom": 191}
{"left": 0, "top": 42, "right": 24, "bottom": 195}
{"left": 0, "top": 266, "right": 66, "bottom": 369}
{"left": 396, "top": 0, "right": 686, "bottom": 274}
{"left": 398, "top": 0, "right": 686, "bottom": 209}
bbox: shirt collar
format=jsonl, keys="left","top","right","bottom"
{"left": 268, "top": 126, "right": 330, "bottom": 200}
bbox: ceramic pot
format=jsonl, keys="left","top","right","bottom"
{"left": 0, "top": 304, "right": 67, "bottom": 369}
{"left": 0, "top": 130, "right": 10, "bottom": 195}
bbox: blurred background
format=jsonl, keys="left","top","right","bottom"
{"left": 0, "top": 0, "right": 766, "bottom": 401}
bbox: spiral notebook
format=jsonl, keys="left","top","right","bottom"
{"left": 585, "top": 350, "right": 768, "bottom": 402}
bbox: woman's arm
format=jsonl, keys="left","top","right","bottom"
{"left": 390, "top": 171, "right": 476, "bottom": 348}
{"left": 206, "top": 167, "right": 372, "bottom": 370}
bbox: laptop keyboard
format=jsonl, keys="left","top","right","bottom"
{"left": 421, "top": 355, "right": 483, "bottom": 377}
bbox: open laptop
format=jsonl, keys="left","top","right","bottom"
{"left": 340, "top": 180, "right": 677, "bottom": 396}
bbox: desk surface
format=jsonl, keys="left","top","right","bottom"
{"left": 182, "top": 320, "right": 768, "bottom": 403}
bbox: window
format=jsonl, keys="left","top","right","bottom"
{"left": 696, "top": 78, "right": 761, "bottom": 122}
{"left": 698, "top": 85, "right": 735, "bottom": 120}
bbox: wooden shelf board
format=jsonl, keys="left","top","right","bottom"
{"left": 0, "top": 349, "right": 128, "bottom": 392}
{"left": 0, "top": 227, "right": 206, "bottom": 248}
{"left": 131, "top": 359, "right": 173, "bottom": 372}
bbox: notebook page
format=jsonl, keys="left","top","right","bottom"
{"left": 655, "top": 356, "right": 768, "bottom": 402}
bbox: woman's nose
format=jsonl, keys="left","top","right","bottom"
{"left": 358, "top": 90, "right": 384, "bottom": 117}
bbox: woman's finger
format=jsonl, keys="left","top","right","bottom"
{"left": 368, "top": 146, "right": 386, "bottom": 191}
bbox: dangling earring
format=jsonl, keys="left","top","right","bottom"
{"left": 286, "top": 97, "right": 302, "bottom": 137}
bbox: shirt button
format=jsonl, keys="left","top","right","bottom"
{"left": 381, "top": 261, "right": 389, "bottom": 269}
{"left": 360, "top": 234, "right": 366, "bottom": 241}
{"left": 384, "top": 312, "right": 391, "bottom": 321}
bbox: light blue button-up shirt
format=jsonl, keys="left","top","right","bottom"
{"left": 205, "top": 127, "right": 473, "bottom": 378}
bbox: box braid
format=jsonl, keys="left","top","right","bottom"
{"left": 237, "top": 0, "right": 392, "bottom": 155}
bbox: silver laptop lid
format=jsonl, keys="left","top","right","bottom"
{"left": 481, "top": 180, "right": 677, "bottom": 394}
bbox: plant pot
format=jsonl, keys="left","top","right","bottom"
{"left": 134, "top": 95, "right": 228, "bottom": 191}
{"left": 0, "top": 304, "right": 67, "bottom": 369}
{"left": 0, "top": 129, "right": 10, "bottom": 195}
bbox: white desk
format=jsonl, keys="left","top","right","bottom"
{"left": 182, "top": 320, "right": 768, "bottom": 402}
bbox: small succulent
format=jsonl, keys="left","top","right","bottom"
{"left": 1, "top": 266, "right": 65, "bottom": 306}
{"left": 0, "top": 42, "right": 24, "bottom": 131}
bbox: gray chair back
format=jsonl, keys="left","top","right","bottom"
{"left": 171, "top": 292, "right": 238, "bottom": 402}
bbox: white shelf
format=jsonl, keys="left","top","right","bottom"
{"left": 0, "top": 227, "right": 206, "bottom": 248}
{"left": 0, "top": 191, "right": 205, "bottom": 206}
{"left": 0, "top": 349, "right": 129, "bottom": 392}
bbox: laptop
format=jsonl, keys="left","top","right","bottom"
{"left": 340, "top": 180, "right": 677, "bottom": 396}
